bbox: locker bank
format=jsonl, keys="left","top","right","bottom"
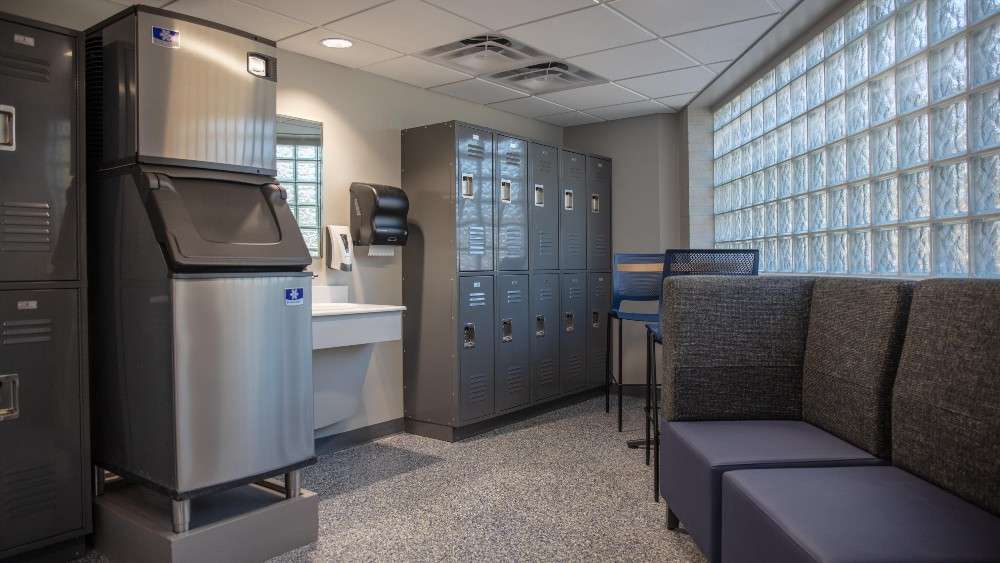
{"left": 13, "top": 1, "right": 997, "bottom": 562}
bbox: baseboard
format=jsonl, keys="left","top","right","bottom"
{"left": 313, "top": 418, "right": 405, "bottom": 456}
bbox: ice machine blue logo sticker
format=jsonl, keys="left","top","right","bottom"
{"left": 152, "top": 26, "right": 180, "bottom": 49}
{"left": 285, "top": 288, "right": 304, "bottom": 306}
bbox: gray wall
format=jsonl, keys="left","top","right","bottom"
{"left": 277, "top": 49, "right": 562, "bottom": 437}
{"left": 563, "top": 114, "right": 685, "bottom": 385}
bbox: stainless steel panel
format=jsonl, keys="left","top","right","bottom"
{"left": 530, "top": 273, "right": 559, "bottom": 402}
{"left": 171, "top": 276, "right": 313, "bottom": 493}
{"left": 496, "top": 135, "right": 527, "bottom": 271}
{"left": 528, "top": 143, "right": 559, "bottom": 270}
{"left": 136, "top": 12, "right": 276, "bottom": 171}
{"left": 459, "top": 275, "right": 494, "bottom": 422}
{"left": 495, "top": 274, "right": 529, "bottom": 411}
{"left": 559, "top": 151, "right": 587, "bottom": 270}
{"left": 456, "top": 125, "right": 493, "bottom": 272}
{"left": 559, "top": 273, "right": 587, "bottom": 393}
{"left": 587, "top": 156, "right": 612, "bottom": 271}
{"left": 588, "top": 272, "right": 611, "bottom": 388}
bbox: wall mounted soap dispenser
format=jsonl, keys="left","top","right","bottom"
{"left": 326, "top": 225, "right": 353, "bottom": 271}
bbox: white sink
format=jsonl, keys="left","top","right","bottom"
{"left": 312, "top": 302, "right": 406, "bottom": 317}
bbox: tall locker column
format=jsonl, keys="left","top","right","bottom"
{"left": 559, "top": 272, "right": 587, "bottom": 394}
{"left": 588, "top": 273, "right": 612, "bottom": 389}
{"left": 587, "top": 156, "right": 612, "bottom": 271}
{"left": 559, "top": 150, "right": 587, "bottom": 270}
{"left": 495, "top": 274, "right": 530, "bottom": 411}
{"left": 528, "top": 143, "right": 558, "bottom": 271}
{"left": 496, "top": 136, "right": 527, "bottom": 271}
{"left": 456, "top": 125, "right": 494, "bottom": 272}
{"left": 529, "top": 273, "right": 559, "bottom": 402}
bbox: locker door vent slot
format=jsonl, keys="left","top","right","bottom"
{"left": 463, "top": 323, "right": 476, "bottom": 348}
{"left": 563, "top": 189, "right": 574, "bottom": 211}
{"left": 1, "top": 318, "right": 53, "bottom": 345}
{"left": 592, "top": 311, "right": 600, "bottom": 328}
{"left": 535, "top": 315, "right": 545, "bottom": 336}
{"left": 0, "top": 50, "right": 50, "bottom": 83}
{"left": 2, "top": 464, "right": 57, "bottom": 519}
{"left": 1, "top": 201, "right": 54, "bottom": 252}
{"left": 467, "top": 226, "right": 486, "bottom": 256}
{"left": 534, "top": 184, "right": 544, "bottom": 207}
{"left": 461, "top": 174, "right": 474, "bottom": 199}
{"left": 591, "top": 194, "right": 600, "bottom": 213}
{"left": 500, "top": 179, "right": 512, "bottom": 203}
{"left": 564, "top": 312, "right": 575, "bottom": 332}
{"left": 0, "top": 105, "right": 13, "bottom": 151}
{"left": 0, "top": 374, "right": 19, "bottom": 421}
{"left": 537, "top": 359, "right": 556, "bottom": 385}
{"left": 501, "top": 319, "right": 513, "bottom": 342}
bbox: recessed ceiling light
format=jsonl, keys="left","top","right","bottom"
{"left": 321, "top": 37, "right": 353, "bottom": 49}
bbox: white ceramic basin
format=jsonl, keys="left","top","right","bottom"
{"left": 312, "top": 302, "right": 406, "bottom": 317}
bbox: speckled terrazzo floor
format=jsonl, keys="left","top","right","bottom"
{"left": 78, "top": 395, "right": 705, "bottom": 562}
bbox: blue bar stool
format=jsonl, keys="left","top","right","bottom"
{"left": 646, "top": 248, "right": 759, "bottom": 501}
{"left": 606, "top": 253, "right": 664, "bottom": 433}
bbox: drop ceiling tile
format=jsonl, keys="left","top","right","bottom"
{"left": 538, "top": 111, "right": 603, "bottom": 127}
{"left": 504, "top": 5, "right": 654, "bottom": 59}
{"left": 587, "top": 100, "right": 667, "bottom": 120}
{"left": 3, "top": 0, "right": 123, "bottom": 30}
{"left": 665, "top": 14, "right": 781, "bottom": 64}
{"left": 110, "top": 0, "right": 173, "bottom": 6}
{"left": 279, "top": 28, "right": 401, "bottom": 68}
{"left": 425, "top": 0, "right": 593, "bottom": 31}
{"left": 168, "top": 0, "right": 313, "bottom": 41}
{"left": 568, "top": 40, "right": 696, "bottom": 81}
{"left": 326, "top": 0, "right": 488, "bottom": 54}
{"left": 431, "top": 78, "right": 525, "bottom": 104}
{"left": 609, "top": 0, "right": 780, "bottom": 37}
{"left": 539, "top": 82, "right": 644, "bottom": 110}
{"left": 488, "top": 96, "right": 571, "bottom": 118}
{"left": 616, "top": 67, "right": 714, "bottom": 98}
{"left": 707, "top": 60, "right": 733, "bottom": 74}
{"left": 240, "top": 0, "right": 389, "bottom": 26}
{"left": 657, "top": 92, "right": 697, "bottom": 109}
{"left": 364, "top": 56, "right": 472, "bottom": 88}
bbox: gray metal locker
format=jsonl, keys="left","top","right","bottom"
{"left": 0, "top": 18, "right": 78, "bottom": 282}
{"left": 559, "top": 273, "right": 587, "bottom": 394}
{"left": 457, "top": 125, "right": 494, "bottom": 272}
{"left": 559, "top": 150, "right": 587, "bottom": 270}
{"left": 495, "top": 135, "right": 528, "bottom": 271}
{"left": 587, "top": 156, "right": 612, "bottom": 271}
{"left": 528, "top": 143, "right": 559, "bottom": 271}
{"left": 588, "top": 272, "right": 612, "bottom": 388}
{"left": 0, "top": 289, "right": 83, "bottom": 553}
{"left": 459, "top": 276, "right": 494, "bottom": 422}
{"left": 495, "top": 274, "right": 530, "bottom": 411}
{"left": 530, "top": 273, "right": 560, "bottom": 402}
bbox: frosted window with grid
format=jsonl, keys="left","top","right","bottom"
{"left": 712, "top": 0, "right": 1000, "bottom": 277}
{"left": 276, "top": 143, "right": 322, "bottom": 257}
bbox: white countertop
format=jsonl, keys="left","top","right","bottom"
{"left": 312, "top": 303, "right": 406, "bottom": 317}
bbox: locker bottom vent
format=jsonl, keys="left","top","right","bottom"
{"left": 2, "top": 465, "right": 57, "bottom": 520}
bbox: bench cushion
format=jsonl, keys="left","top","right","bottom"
{"left": 660, "top": 420, "right": 881, "bottom": 562}
{"left": 721, "top": 466, "right": 1000, "bottom": 563}
{"left": 801, "top": 279, "right": 912, "bottom": 458}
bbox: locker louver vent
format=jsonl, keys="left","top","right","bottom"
{"left": 538, "top": 233, "right": 555, "bottom": 256}
{"left": 505, "top": 288, "right": 523, "bottom": 304}
{"left": 487, "top": 62, "right": 604, "bottom": 95}
{"left": 500, "top": 226, "right": 524, "bottom": 255}
{"left": 0, "top": 202, "right": 53, "bottom": 253}
{"left": 505, "top": 152, "right": 522, "bottom": 165}
{"left": 467, "top": 291, "right": 487, "bottom": 308}
{"left": 568, "top": 285, "right": 584, "bottom": 301}
{"left": 466, "top": 372, "right": 489, "bottom": 403}
{"left": 0, "top": 50, "right": 50, "bottom": 83}
{"left": 566, "top": 233, "right": 584, "bottom": 258}
{"left": 505, "top": 366, "right": 527, "bottom": 393}
{"left": 592, "top": 235, "right": 610, "bottom": 256}
{"left": 538, "top": 288, "right": 554, "bottom": 301}
{"left": 467, "top": 226, "right": 486, "bottom": 256}
{"left": 3, "top": 465, "right": 57, "bottom": 520}
{"left": 85, "top": 32, "right": 103, "bottom": 170}
{"left": 565, "top": 355, "right": 584, "bottom": 375}
{"left": 465, "top": 142, "right": 486, "bottom": 160}
{"left": 537, "top": 359, "right": 556, "bottom": 385}
{"left": 2, "top": 318, "right": 53, "bottom": 345}
{"left": 420, "top": 35, "right": 545, "bottom": 75}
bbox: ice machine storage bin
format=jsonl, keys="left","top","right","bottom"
{"left": 349, "top": 182, "right": 409, "bottom": 246}
{"left": 144, "top": 171, "right": 310, "bottom": 270}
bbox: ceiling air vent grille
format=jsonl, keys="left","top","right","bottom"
{"left": 420, "top": 35, "right": 546, "bottom": 75}
{"left": 487, "top": 62, "right": 604, "bottom": 95}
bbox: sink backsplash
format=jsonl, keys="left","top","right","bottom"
{"left": 313, "top": 285, "right": 349, "bottom": 303}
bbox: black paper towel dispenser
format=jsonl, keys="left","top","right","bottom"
{"left": 349, "top": 182, "right": 409, "bottom": 246}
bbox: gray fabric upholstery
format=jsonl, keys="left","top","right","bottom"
{"left": 801, "top": 278, "right": 913, "bottom": 459}
{"left": 892, "top": 279, "right": 1000, "bottom": 517}
{"left": 660, "top": 420, "right": 881, "bottom": 563}
{"left": 660, "top": 276, "right": 814, "bottom": 421}
{"left": 721, "top": 466, "right": 1000, "bottom": 563}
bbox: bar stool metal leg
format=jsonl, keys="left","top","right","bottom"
{"left": 652, "top": 333, "right": 660, "bottom": 502}
{"left": 645, "top": 329, "right": 652, "bottom": 465}
{"left": 605, "top": 313, "right": 612, "bottom": 414}
{"left": 617, "top": 318, "right": 624, "bottom": 432}
{"left": 172, "top": 499, "right": 191, "bottom": 533}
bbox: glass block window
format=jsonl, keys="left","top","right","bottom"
{"left": 276, "top": 142, "right": 322, "bottom": 257}
{"left": 713, "top": 0, "right": 1000, "bottom": 277}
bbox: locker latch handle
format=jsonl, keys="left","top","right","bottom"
{"left": 501, "top": 319, "right": 513, "bottom": 342}
{"left": 591, "top": 194, "right": 600, "bottom": 214}
{"left": 500, "top": 179, "right": 512, "bottom": 203}
{"left": 564, "top": 189, "right": 574, "bottom": 211}
{"left": 0, "top": 374, "right": 20, "bottom": 422}
{"left": 0, "top": 105, "right": 14, "bottom": 152}
{"left": 463, "top": 323, "right": 476, "bottom": 349}
{"left": 564, "top": 312, "right": 575, "bottom": 332}
{"left": 461, "top": 174, "right": 474, "bottom": 199}
{"left": 534, "top": 184, "right": 544, "bottom": 207}
{"left": 535, "top": 315, "right": 545, "bottom": 336}
{"left": 592, "top": 311, "right": 600, "bottom": 328}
